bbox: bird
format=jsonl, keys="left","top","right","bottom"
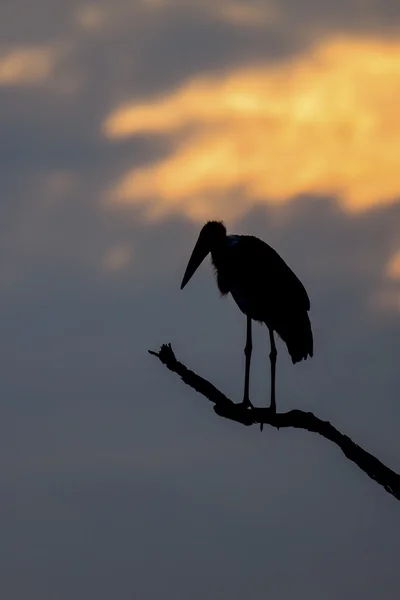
{"left": 180, "top": 220, "right": 313, "bottom": 414}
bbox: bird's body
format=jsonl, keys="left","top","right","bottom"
{"left": 180, "top": 220, "right": 313, "bottom": 414}
{"left": 211, "top": 234, "right": 313, "bottom": 364}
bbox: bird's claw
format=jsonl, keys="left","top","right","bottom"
{"left": 241, "top": 397, "right": 254, "bottom": 410}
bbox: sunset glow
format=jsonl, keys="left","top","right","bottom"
{"left": 0, "top": 45, "right": 59, "bottom": 86}
{"left": 104, "top": 36, "right": 400, "bottom": 220}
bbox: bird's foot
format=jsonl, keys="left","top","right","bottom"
{"left": 241, "top": 396, "right": 254, "bottom": 410}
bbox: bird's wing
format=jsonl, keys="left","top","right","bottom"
{"left": 230, "top": 236, "right": 311, "bottom": 311}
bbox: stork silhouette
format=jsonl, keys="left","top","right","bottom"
{"left": 180, "top": 221, "right": 313, "bottom": 413}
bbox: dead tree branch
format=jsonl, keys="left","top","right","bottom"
{"left": 149, "top": 343, "right": 400, "bottom": 502}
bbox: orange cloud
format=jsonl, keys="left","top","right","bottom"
{"left": 386, "top": 251, "right": 400, "bottom": 281}
{"left": 104, "top": 35, "right": 400, "bottom": 220}
{"left": 0, "top": 45, "right": 60, "bottom": 86}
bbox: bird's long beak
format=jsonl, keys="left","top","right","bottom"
{"left": 180, "top": 236, "right": 209, "bottom": 289}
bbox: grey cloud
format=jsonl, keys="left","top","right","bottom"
{"left": 279, "top": 0, "right": 400, "bottom": 32}
{"left": 2, "top": 0, "right": 399, "bottom": 113}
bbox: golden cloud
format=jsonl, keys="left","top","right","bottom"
{"left": 104, "top": 36, "right": 400, "bottom": 220}
{"left": 0, "top": 45, "right": 60, "bottom": 86}
{"left": 386, "top": 251, "right": 400, "bottom": 281}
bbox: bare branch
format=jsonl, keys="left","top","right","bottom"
{"left": 149, "top": 343, "right": 400, "bottom": 502}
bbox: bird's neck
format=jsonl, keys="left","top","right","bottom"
{"left": 210, "top": 236, "right": 230, "bottom": 267}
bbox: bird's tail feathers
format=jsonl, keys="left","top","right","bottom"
{"left": 277, "top": 311, "right": 313, "bottom": 364}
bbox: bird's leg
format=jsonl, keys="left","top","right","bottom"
{"left": 268, "top": 328, "right": 277, "bottom": 414}
{"left": 242, "top": 316, "right": 254, "bottom": 409}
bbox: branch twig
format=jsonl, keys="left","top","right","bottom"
{"left": 149, "top": 343, "right": 400, "bottom": 502}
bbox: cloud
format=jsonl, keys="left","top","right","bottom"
{"left": 1, "top": 2, "right": 400, "bottom": 599}
{"left": 0, "top": 44, "right": 61, "bottom": 86}
{"left": 376, "top": 247, "right": 400, "bottom": 311}
{"left": 217, "top": 1, "right": 276, "bottom": 26}
{"left": 74, "top": 4, "right": 108, "bottom": 32}
{"left": 386, "top": 250, "right": 400, "bottom": 280}
{"left": 104, "top": 35, "right": 400, "bottom": 220}
{"left": 102, "top": 243, "right": 133, "bottom": 271}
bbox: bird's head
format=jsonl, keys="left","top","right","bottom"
{"left": 180, "top": 220, "right": 226, "bottom": 289}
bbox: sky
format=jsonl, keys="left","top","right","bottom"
{"left": 0, "top": 1, "right": 400, "bottom": 598}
